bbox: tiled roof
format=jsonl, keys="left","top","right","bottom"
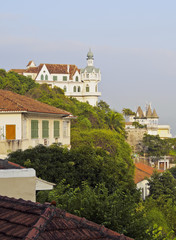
{"left": 135, "top": 162, "right": 163, "bottom": 184}
{"left": 10, "top": 69, "right": 26, "bottom": 74}
{"left": 26, "top": 60, "right": 33, "bottom": 67}
{"left": 0, "top": 90, "right": 70, "bottom": 116}
{"left": 0, "top": 195, "right": 133, "bottom": 240}
{"left": 24, "top": 63, "right": 80, "bottom": 80}
{"left": 0, "top": 159, "right": 24, "bottom": 169}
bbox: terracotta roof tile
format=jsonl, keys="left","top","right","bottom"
{"left": 12, "top": 63, "right": 80, "bottom": 80}
{"left": 0, "top": 195, "right": 133, "bottom": 240}
{"left": 0, "top": 90, "right": 70, "bottom": 116}
{"left": 135, "top": 162, "right": 163, "bottom": 184}
{"left": 10, "top": 69, "right": 26, "bottom": 74}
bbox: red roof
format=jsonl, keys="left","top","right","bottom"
{"left": 135, "top": 162, "right": 163, "bottom": 184}
{"left": 0, "top": 90, "right": 70, "bottom": 116}
{"left": 0, "top": 195, "right": 133, "bottom": 240}
{"left": 23, "top": 63, "right": 80, "bottom": 80}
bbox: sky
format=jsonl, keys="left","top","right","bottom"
{"left": 1, "top": 0, "right": 176, "bottom": 134}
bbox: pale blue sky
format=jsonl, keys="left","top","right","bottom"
{"left": 1, "top": 0, "right": 176, "bottom": 134}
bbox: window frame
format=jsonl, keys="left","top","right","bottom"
{"left": 63, "top": 76, "right": 67, "bottom": 81}
{"left": 54, "top": 121, "right": 60, "bottom": 138}
{"left": 42, "top": 120, "right": 49, "bottom": 138}
{"left": 31, "top": 120, "right": 38, "bottom": 139}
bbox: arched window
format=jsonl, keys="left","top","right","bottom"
{"left": 75, "top": 76, "right": 79, "bottom": 82}
{"left": 95, "top": 85, "right": 97, "bottom": 92}
{"left": 45, "top": 75, "right": 48, "bottom": 80}
{"left": 41, "top": 74, "right": 44, "bottom": 80}
{"left": 64, "top": 86, "right": 67, "bottom": 92}
{"left": 86, "top": 84, "right": 89, "bottom": 92}
{"left": 78, "top": 86, "right": 81, "bottom": 92}
{"left": 73, "top": 86, "right": 76, "bottom": 92}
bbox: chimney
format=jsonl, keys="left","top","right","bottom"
{"left": 67, "top": 64, "right": 70, "bottom": 73}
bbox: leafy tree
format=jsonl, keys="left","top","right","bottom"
{"left": 122, "top": 108, "right": 135, "bottom": 116}
{"left": 48, "top": 181, "right": 149, "bottom": 240}
{"left": 140, "top": 134, "right": 172, "bottom": 157}
{"left": 148, "top": 171, "right": 176, "bottom": 202}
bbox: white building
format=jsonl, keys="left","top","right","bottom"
{"left": 125, "top": 104, "right": 172, "bottom": 138}
{"left": 0, "top": 89, "right": 73, "bottom": 157}
{"left": 11, "top": 50, "right": 101, "bottom": 106}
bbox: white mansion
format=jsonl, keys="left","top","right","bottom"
{"left": 11, "top": 50, "right": 101, "bottom": 106}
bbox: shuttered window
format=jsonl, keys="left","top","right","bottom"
{"left": 42, "top": 120, "right": 49, "bottom": 138}
{"left": 31, "top": 120, "right": 38, "bottom": 139}
{"left": 54, "top": 121, "right": 60, "bottom": 138}
{"left": 63, "top": 121, "right": 69, "bottom": 137}
{"left": 6, "top": 125, "right": 16, "bottom": 140}
{"left": 63, "top": 76, "right": 67, "bottom": 81}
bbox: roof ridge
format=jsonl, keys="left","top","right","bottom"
{"left": 25, "top": 207, "right": 56, "bottom": 239}
{"left": 0, "top": 91, "right": 27, "bottom": 111}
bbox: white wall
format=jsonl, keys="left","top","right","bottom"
{"left": 0, "top": 113, "right": 22, "bottom": 140}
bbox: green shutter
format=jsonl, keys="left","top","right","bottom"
{"left": 63, "top": 76, "right": 67, "bottom": 81}
{"left": 31, "top": 120, "right": 38, "bottom": 139}
{"left": 42, "top": 120, "right": 49, "bottom": 138}
{"left": 54, "top": 121, "right": 60, "bottom": 138}
{"left": 53, "top": 76, "right": 57, "bottom": 81}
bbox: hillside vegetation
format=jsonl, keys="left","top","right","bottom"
{"left": 2, "top": 69, "right": 176, "bottom": 239}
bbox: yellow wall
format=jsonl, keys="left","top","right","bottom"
{"left": 0, "top": 176, "right": 36, "bottom": 201}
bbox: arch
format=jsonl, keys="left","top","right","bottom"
{"left": 45, "top": 74, "right": 48, "bottom": 80}
{"left": 86, "top": 84, "right": 89, "bottom": 92}
{"left": 73, "top": 86, "right": 76, "bottom": 92}
{"left": 64, "top": 86, "right": 67, "bottom": 92}
{"left": 78, "top": 86, "right": 81, "bottom": 92}
{"left": 41, "top": 74, "right": 44, "bottom": 80}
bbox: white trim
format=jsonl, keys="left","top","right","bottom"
{"left": 0, "top": 168, "right": 36, "bottom": 178}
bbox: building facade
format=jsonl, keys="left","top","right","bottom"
{"left": 11, "top": 50, "right": 101, "bottom": 106}
{"left": 0, "top": 90, "right": 72, "bottom": 156}
{"left": 125, "top": 104, "right": 172, "bottom": 138}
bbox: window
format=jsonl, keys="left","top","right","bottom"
{"left": 75, "top": 76, "right": 79, "bottom": 82}
{"left": 86, "top": 84, "right": 89, "bottom": 92}
{"left": 63, "top": 121, "right": 69, "bottom": 137}
{"left": 41, "top": 74, "right": 44, "bottom": 80}
{"left": 95, "top": 85, "right": 97, "bottom": 92}
{"left": 54, "top": 121, "right": 60, "bottom": 138}
{"left": 53, "top": 76, "right": 57, "bottom": 81}
{"left": 64, "top": 86, "right": 67, "bottom": 92}
{"left": 78, "top": 86, "right": 81, "bottom": 92}
{"left": 63, "top": 76, "right": 67, "bottom": 81}
{"left": 45, "top": 75, "right": 48, "bottom": 80}
{"left": 73, "top": 86, "right": 76, "bottom": 92}
{"left": 31, "top": 120, "right": 38, "bottom": 139}
{"left": 42, "top": 120, "right": 49, "bottom": 138}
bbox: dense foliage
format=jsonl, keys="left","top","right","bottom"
{"left": 3, "top": 70, "right": 176, "bottom": 239}
{"left": 139, "top": 134, "right": 174, "bottom": 157}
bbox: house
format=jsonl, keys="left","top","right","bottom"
{"left": 135, "top": 162, "right": 163, "bottom": 200}
{"left": 0, "top": 89, "right": 73, "bottom": 156}
{"left": 0, "top": 195, "right": 133, "bottom": 240}
{"left": 158, "top": 125, "right": 172, "bottom": 139}
{"left": 0, "top": 159, "right": 55, "bottom": 202}
{"left": 125, "top": 104, "right": 172, "bottom": 151}
{"left": 125, "top": 104, "right": 159, "bottom": 135}
{"left": 10, "top": 49, "right": 101, "bottom": 106}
